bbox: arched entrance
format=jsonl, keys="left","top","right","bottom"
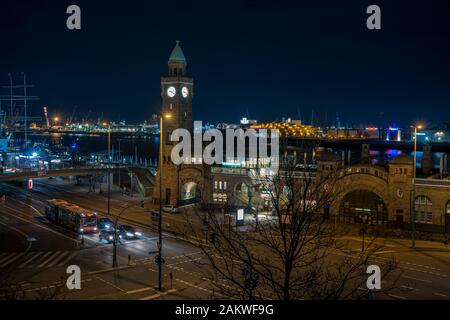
{"left": 339, "top": 189, "right": 388, "bottom": 225}
{"left": 234, "top": 182, "right": 251, "bottom": 206}
{"left": 180, "top": 181, "right": 202, "bottom": 205}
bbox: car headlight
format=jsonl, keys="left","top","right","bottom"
{"left": 94, "top": 227, "right": 97, "bottom": 231}
{"left": 109, "top": 236, "right": 113, "bottom": 240}
{"left": 80, "top": 228, "right": 84, "bottom": 232}
{"left": 105, "top": 225, "right": 110, "bottom": 228}
{"left": 135, "top": 232, "right": 142, "bottom": 236}
{"left": 126, "top": 232, "right": 134, "bottom": 237}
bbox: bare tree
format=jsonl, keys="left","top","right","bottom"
{"left": 183, "top": 149, "right": 400, "bottom": 300}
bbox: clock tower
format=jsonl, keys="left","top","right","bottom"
{"left": 153, "top": 41, "right": 195, "bottom": 205}
{"left": 161, "top": 40, "right": 193, "bottom": 138}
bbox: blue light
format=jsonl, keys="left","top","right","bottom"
{"left": 222, "top": 162, "right": 241, "bottom": 167}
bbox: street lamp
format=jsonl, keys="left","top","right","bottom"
{"left": 112, "top": 203, "right": 137, "bottom": 267}
{"left": 107, "top": 124, "right": 111, "bottom": 217}
{"left": 158, "top": 113, "right": 171, "bottom": 291}
{"left": 411, "top": 124, "right": 423, "bottom": 249}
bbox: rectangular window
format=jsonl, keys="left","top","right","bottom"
{"left": 224, "top": 181, "right": 227, "bottom": 190}
{"left": 214, "top": 181, "right": 218, "bottom": 190}
{"left": 219, "top": 181, "right": 223, "bottom": 190}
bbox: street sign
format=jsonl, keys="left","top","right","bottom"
{"left": 28, "top": 178, "right": 33, "bottom": 189}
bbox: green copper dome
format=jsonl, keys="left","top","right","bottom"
{"left": 168, "top": 40, "right": 186, "bottom": 63}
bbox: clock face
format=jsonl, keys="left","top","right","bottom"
{"left": 182, "top": 86, "right": 189, "bottom": 98}
{"left": 167, "top": 86, "right": 176, "bottom": 98}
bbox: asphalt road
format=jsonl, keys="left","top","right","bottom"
{"left": 0, "top": 179, "right": 214, "bottom": 300}
{"left": 0, "top": 177, "right": 450, "bottom": 300}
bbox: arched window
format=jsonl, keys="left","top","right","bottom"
{"left": 415, "top": 196, "right": 433, "bottom": 223}
{"left": 447, "top": 201, "right": 450, "bottom": 214}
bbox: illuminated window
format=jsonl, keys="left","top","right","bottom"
{"left": 219, "top": 181, "right": 223, "bottom": 190}
{"left": 415, "top": 196, "right": 433, "bottom": 223}
{"left": 214, "top": 181, "right": 218, "bottom": 190}
{"left": 446, "top": 201, "right": 450, "bottom": 214}
{"left": 224, "top": 181, "right": 227, "bottom": 190}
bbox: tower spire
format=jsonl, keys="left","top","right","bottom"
{"left": 168, "top": 40, "right": 187, "bottom": 76}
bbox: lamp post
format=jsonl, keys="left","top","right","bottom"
{"left": 107, "top": 124, "right": 111, "bottom": 217}
{"left": 118, "top": 139, "right": 122, "bottom": 190}
{"left": 411, "top": 124, "right": 423, "bottom": 249}
{"left": 158, "top": 113, "right": 171, "bottom": 291}
{"left": 112, "top": 203, "right": 136, "bottom": 268}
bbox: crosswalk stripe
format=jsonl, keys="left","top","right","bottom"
{"left": 1, "top": 252, "right": 27, "bottom": 268}
{"left": 0, "top": 252, "right": 17, "bottom": 265}
{"left": 19, "top": 252, "right": 44, "bottom": 268}
{"left": 57, "top": 251, "right": 78, "bottom": 267}
{"left": 37, "top": 251, "right": 61, "bottom": 268}
{"left": 46, "top": 251, "right": 70, "bottom": 267}
{"left": 29, "top": 251, "right": 52, "bottom": 267}
{"left": 0, "top": 252, "right": 9, "bottom": 260}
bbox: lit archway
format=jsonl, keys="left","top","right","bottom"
{"left": 339, "top": 189, "right": 388, "bottom": 224}
{"left": 180, "top": 181, "right": 201, "bottom": 204}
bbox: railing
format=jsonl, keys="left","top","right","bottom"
{"left": 338, "top": 165, "right": 388, "bottom": 182}
{"left": 415, "top": 178, "right": 450, "bottom": 188}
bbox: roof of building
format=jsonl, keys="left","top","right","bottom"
{"left": 168, "top": 40, "right": 186, "bottom": 63}
{"left": 390, "top": 153, "right": 413, "bottom": 165}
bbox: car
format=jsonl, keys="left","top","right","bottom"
{"left": 117, "top": 225, "right": 142, "bottom": 239}
{"left": 162, "top": 205, "right": 180, "bottom": 213}
{"left": 98, "top": 217, "right": 115, "bottom": 230}
{"left": 99, "top": 230, "right": 121, "bottom": 244}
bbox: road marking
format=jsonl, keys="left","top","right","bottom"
{"left": 400, "top": 285, "right": 419, "bottom": 291}
{"left": 1, "top": 252, "right": 27, "bottom": 267}
{"left": 175, "top": 278, "right": 217, "bottom": 296}
{"left": 126, "top": 287, "right": 156, "bottom": 294}
{"left": 0, "top": 220, "right": 32, "bottom": 252}
{"left": 0, "top": 252, "right": 17, "bottom": 265}
{"left": 0, "top": 252, "right": 10, "bottom": 260}
{"left": 37, "top": 251, "right": 61, "bottom": 268}
{"left": 93, "top": 275, "right": 126, "bottom": 292}
{"left": 388, "top": 294, "right": 407, "bottom": 300}
{"left": 57, "top": 251, "right": 78, "bottom": 267}
{"left": 139, "top": 288, "right": 177, "bottom": 300}
{"left": 434, "top": 292, "right": 447, "bottom": 297}
{"left": 0, "top": 206, "right": 78, "bottom": 243}
{"left": 19, "top": 252, "right": 44, "bottom": 268}
{"left": 46, "top": 251, "right": 70, "bottom": 267}
{"left": 401, "top": 275, "right": 432, "bottom": 283}
{"left": 373, "top": 250, "right": 396, "bottom": 255}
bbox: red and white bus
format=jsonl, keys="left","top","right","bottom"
{"left": 45, "top": 199, "right": 98, "bottom": 233}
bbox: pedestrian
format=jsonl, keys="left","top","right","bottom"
{"left": 128, "top": 254, "right": 131, "bottom": 265}
{"left": 444, "top": 238, "right": 449, "bottom": 248}
{"left": 80, "top": 236, "right": 85, "bottom": 248}
{"left": 169, "top": 272, "right": 173, "bottom": 289}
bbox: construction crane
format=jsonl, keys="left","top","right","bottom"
{"left": 43, "top": 106, "right": 50, "bottom": 127}
{"left": 67, "top": 105, "right": 77, "bottom": 126}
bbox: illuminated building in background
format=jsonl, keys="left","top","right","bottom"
{"left": 413, "top": 128, "right": 450, "bottom": 143}
{"left": 251, "top": 122, "right": 317, "bottom": 137}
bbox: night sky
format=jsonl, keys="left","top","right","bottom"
{"left": 1, "top": 0, "right": 450, "bottom": 128}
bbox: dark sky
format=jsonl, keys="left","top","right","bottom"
{"left": 1, "top": 0, "right": 450, "bottom": 128}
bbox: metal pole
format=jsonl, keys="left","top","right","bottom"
{"left": 158, "top": 116, "right": 163, "bottom": 291}
{"left": 22, "top": 72, "right": 27, "bottom": 149}
{"left": 412, "top": 126, "right": 417, "bottom": 249}
{"left": 118, "top": 139, "right": 121, "bottom": 190}
{"left": 108, "top": 125, "right": 111, "bottom": 216}
{"left": 8, "top": 73, "right": 13, "bottom": 125}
